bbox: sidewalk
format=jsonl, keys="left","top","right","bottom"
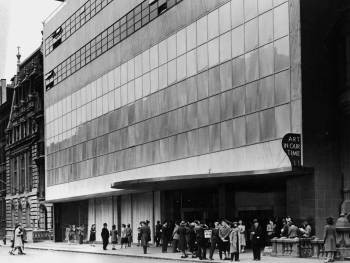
{"left": 15, "top": 241, "right": 325, "bottom": 263}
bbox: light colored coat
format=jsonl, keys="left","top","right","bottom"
{"left": 229, "top": 228, "right": 241, "bottom": 253}
{"left": 14, "top": 227, "right": 23, "bottom": 248}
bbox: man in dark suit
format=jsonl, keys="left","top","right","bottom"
{"left": 250, "top": 219, "right": 263, "bottom": 261}
{"left": 140, "top": 221, "right": 151, "bottom": 254}
{"left": 101, "top": 223, "right": 109, "bottom": 250}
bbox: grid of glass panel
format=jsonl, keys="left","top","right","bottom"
{"left": 45, "top": 0, "right": 183, "bottom": 90}
{"left": 46, "top": 0, "right": 291, "bottom": 186}
{"left": 45, "top": 0, "right": 114, "bottom": 56}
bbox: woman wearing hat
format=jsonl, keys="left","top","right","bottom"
{"left": 323, "top": 217, "right": 336, "bottom": 262}
{"left": 178, "top": 221, "right": 188, "bottom": 258}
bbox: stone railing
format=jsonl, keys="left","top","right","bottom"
{"left": 32, "top": 230, "right": 53, "bottom": 243}
{"left": 271, "top": 237, "right": 325, "bottom": 258}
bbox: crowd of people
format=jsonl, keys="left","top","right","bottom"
{"left": 88, "top": 216, "right": 337, "bottom": 262}
{"left": 5, "top": 215, "right": 336, "bottom": 262}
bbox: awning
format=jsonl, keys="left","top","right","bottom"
{"left": 111, "top": 167, "right": 313, "bottom": 191}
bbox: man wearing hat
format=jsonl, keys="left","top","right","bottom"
{"left": 250, "top": 219, "right": 263, "bottom": 261}
{"left": 140, "top": 221, "right": 151, "bottom": 254}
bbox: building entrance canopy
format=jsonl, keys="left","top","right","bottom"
{"left": 111, "top": 167, "right": 313, "bottom": 191}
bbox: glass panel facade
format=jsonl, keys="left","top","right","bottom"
{"left": 46, "top": 0, "right": 293, "bottom": 186}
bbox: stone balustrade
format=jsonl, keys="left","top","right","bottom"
{"left": 271, "top": 237, "right": 325, "bottom": 258}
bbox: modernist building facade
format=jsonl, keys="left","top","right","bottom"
{"left": 5, "top": 48, "right": 53, "bottom": 242}
{"left": 43, "top": 0, "right": 347, "bottom": 241}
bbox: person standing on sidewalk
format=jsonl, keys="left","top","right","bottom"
{"left": 250, "top": 219, "right": 263, "bottom": 261}
{"left": 229, "top": 222, "right": 240, "bottom": 262}
{"left": 140, "top": 221, "right": 151, "bottom": 254}
{"left": 101, "top": 223, "right": 110, "bottom": 250}
{"left": 238, "top": 220, "right": 246, "bottom": 252}
{"left": 172, "top": 221, "right": 180, "bottom": 253}
{"left": 120, "top": 224, "right": 128, "bottom": 248}
{"left": 219, "top": 219, "right": 231, "bottom": 260}
{"left": 209, "top": 221, "right": 220, "bottom": 260}
{"left": 323, "top": 217, "right": 336, "bottom": 263}
{"left": 126, "top": 224, "right": 133, "bottom": 247}
{"left": 161, "top": 221, "right": 169, "bottom": 253}
{"left": 155, "top": 221, "right": 162, "bottom": 247}
{"left": 89, "top": 224, "right": 96, "bottom": 246}
{"left": 110, "top": 225, "right": 118, "bottom": 250}
{"left": 178, "top": 221, "right": 188, "bottom": 258}
{"left": 195, "top": 220, "right": 208, "bottom": 260}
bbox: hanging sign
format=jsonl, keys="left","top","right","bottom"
{"left": 282, "top": 133, "right": 301, "bottom": 167}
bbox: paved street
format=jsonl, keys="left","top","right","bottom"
{"left": 0, "top": 244, "right": 328, "bottom": 263}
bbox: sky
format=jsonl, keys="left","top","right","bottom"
{"left": 0, "top": 0, "right": 62, "bottom": 81}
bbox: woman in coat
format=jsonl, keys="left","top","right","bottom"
{"left": 89, "top": 224, "right": 96, "bottom": 246}
{"left": 172, "top": 222, "right": 180, "bottom": 253}
{"left": 238, "top": 220, "right": 246, "bottom": 252}
{"left": 323, "top": 217, "right": 336, "bottom": 263}
{"left": 230, "top": 222, "right": 240, "bottom": 262}
{"left": 140, "top": 221, "right": 151, "bottom": 254}
{"left": 11, "top": 224, "right": 25, "bottom": 255}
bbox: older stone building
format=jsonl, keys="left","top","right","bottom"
{"left": 5, "top": 47, "right": 53, "bottom": 242}
{"left": 0, "top": 79, "right": 12, "bottom": 241}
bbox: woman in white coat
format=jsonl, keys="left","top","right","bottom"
{"left": 9, "top": 224, "right": 25, "bottom": 255}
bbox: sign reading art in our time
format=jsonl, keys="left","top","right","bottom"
{"left": 282, "top": 133, "right": 301, "bottom": 167}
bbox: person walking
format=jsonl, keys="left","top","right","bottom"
{"left": 161, "top": 221, "right": 169, "bottom": 253}
{"left": 323, "top": 217, "right": 336, "bottom": 263}
{"left": 155, "top": 220, "right": 162, "bottom": 247}
{"left": 230, "top": 222, "right": 240, "bottom": 262}
{"left": 219, "top": 219, "right": 231, "bottom": 260}
{"left": 238, "top": 220, "right": 246, "bottom": 253}
{"left": 89, "top": 224, "right": 96, "bottom": 246}
{"left": 120, "top": 224, "right": 128, "bottom": 248}
{"left": 126, "top": 224, "right": 133, "bottom": 247}
{"left": 140, "top": 221, "right": 151, "bottom": 254}
{"left": 110, "top": 225, "right": 118, "bottom": 250}
{"left": 209, "top": 221, "right": 220, "bottom": 260}
{"left": 10, "top": 224, "right": 25, "bottom": 255}
{"left": 137, "top": 224, "right": 141, "bottom": 246}
{"left": 101, "top": 223, "right": 110, "bottom": 250}
{"left": 178, "top": 221, "right": 188, "bottom": 258}
{"left": 250, "top": 219, "right": 263, "bottom": 261}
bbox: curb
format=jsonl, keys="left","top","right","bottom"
{"left": 21, "top": 245, "right": 218, "bottom": 263}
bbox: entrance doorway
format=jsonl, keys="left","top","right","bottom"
{"left": 54, "top": 200, "right": 88, "bottom": 242}
{"left": 163, "top": 188, "right": 219, "bottom": 223}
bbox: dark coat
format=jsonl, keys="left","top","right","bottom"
{"left": 101, "top": 228, "right": 109, "bottom": 242}
{"left": 140, "top": 225, "right": 151, "bottom": 247}
{"left": 250, "top": 225, "right": 263, "bottom": 247}
{"left": 211, "top": 228, "right": 220, "bottom": 242}
{"left": 178, "top": 225, "right": 187, "bottom": 251}
{"left": 161, "top": 225, "right": 169, "bottom": 241}
{"left": 323, "top": 224, "right": 336, "bottom": 252}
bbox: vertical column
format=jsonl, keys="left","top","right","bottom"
{"left": 218, "top": 185, "right": 226, "bottom": 219}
